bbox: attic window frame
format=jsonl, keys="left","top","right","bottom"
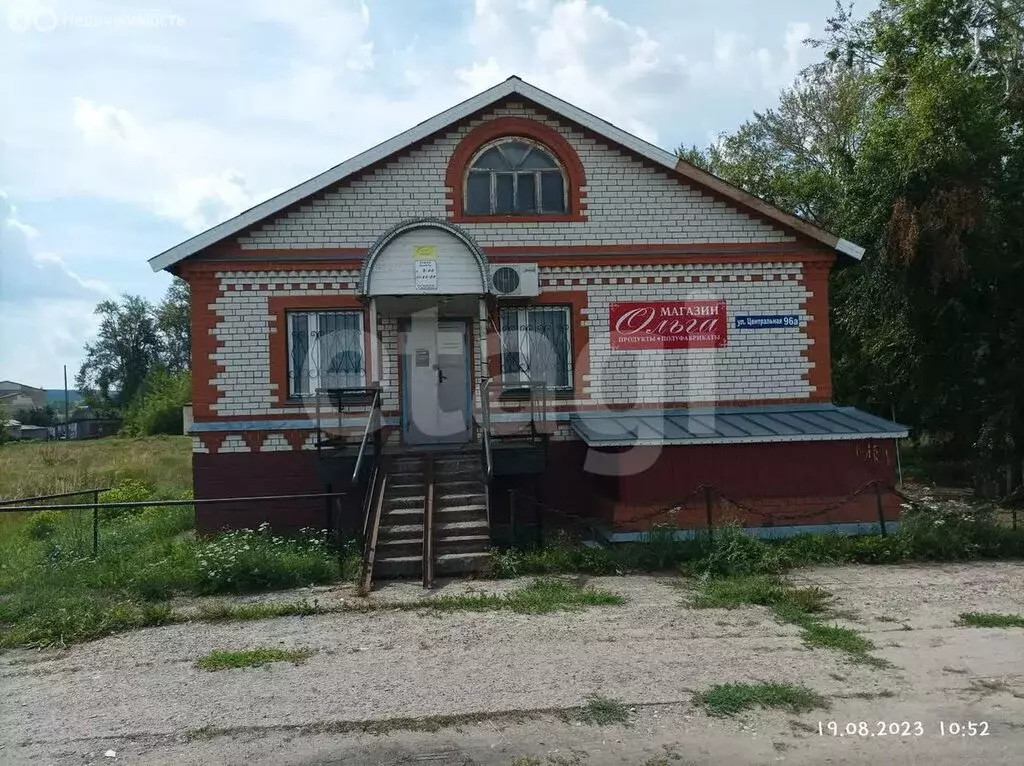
{"left": 463, "top": 137, "right": 568, "bottom": 217}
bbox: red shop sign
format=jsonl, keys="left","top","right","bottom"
{"left": 609, "top": 300, "right": 728, "bottom": 350}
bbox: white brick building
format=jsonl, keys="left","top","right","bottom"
{"left": 151, "top": 76, "right": 906, "bottom": 543}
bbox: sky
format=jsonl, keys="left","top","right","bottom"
{"left": 0, "top": 0, "right": 869, "bottom": 389}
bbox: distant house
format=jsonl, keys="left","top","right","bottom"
{"left": 68, "top": 406, "right": 122, "bottom": 439}
{"left": 0, "top": 381, "right": 47, "bottom": 412}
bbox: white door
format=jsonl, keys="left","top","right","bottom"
{"left": 403, "top": 317, "right": 471, "bottom": 445}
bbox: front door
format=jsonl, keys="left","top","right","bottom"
{"left": 402, "top": 316, "right": 471, "bottom": 445}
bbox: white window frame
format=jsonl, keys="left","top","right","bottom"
{"left": 286, "top": 310, "right": 366, "bottom": 397}
{"left": 498, "top": 305, "right": 574, "bottom": 391}
{"left": 464, "top": 137, "right": 568, "bottom": 216}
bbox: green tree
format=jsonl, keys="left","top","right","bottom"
{"left": 156, "top": 277, "right": 191, "bottom": 373}
{"left": 13, "top": 405, "right": 58, "bottom": 427}
{"left": 684, "top": 0, "right": 1024, "bottom": 493}
{"left": 76, "top": 295, "right": 162, "bottom": 409}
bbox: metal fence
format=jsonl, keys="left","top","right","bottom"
{"left": 499, "top": 480, "right": 1020, "bottom": 547}
{"left": 0, "top": 490, "right": 348, "bottom": 557}
{"left": 0, "top": 488, "right": 110, "bottom": 555}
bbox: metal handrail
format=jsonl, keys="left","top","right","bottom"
{"left": 0, "top": 491, "right": 347, "bottom": 514}
{"left": 421, "top": 456, "right": 435, "bottom": 589}
{"left": 0, "top": 487, "right": 112, "bottom": 506}
{"left": 351, "top": 387, "right": 382, "bottom": 483}
{"left": 480, "top": 377, "right": 494, "bottom": 481}
{"left": 361, "top": 462, "right": 380, "bottom": 541}
{"left": 359, "top": 468, "right": 388, "bottom": 596}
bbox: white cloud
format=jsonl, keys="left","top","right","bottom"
{"left": 0, "top": 189, "right": 106, "bottom": 302}
{"left": 0, "top": 189, "right": 105, "bottom": 386}
{"left": 70, "top": 97, "right": 257, "bottom": 233}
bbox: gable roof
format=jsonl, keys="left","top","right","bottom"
{"left": 149, "top": 76, "right": 864, "bottom": 273}
{"left": 0, "top": 381, "right": 44, "bottom": 392}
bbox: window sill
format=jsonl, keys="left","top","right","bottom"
{"left": 450, "top": 213, "right": 586, "bottom": 224}
{"left": 498, "top": 387, "right": 574, "bottom": 402}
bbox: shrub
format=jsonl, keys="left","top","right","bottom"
{"left": 98, "top": 479, "right": 155, "bottom": 520}
{"left": 689, "top": 524, "right": 789, "bottom": 577}
{"left": 24, "top": 510, "right": 64, "bottom": 541}
{"left": 898, "top": 505, "right": 1007, "bottom": 559}
{"left": 193, "top": 523, "right": 338, "bottom": 594}
{"left": 121, "top": 369, "right": 191, "bottom": 437}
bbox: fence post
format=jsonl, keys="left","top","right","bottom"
{"left": 325, "top": 482, "right": 334, "bottom": 543}
{"left": 1013, "top": 508, "right": 1018, "bottom": 533}
{"left": 509, "top": 488, "right": 517, "bottom": 547}
{"left": 703, "top": 486, "right": 714, "bottom": 541}
{"left": 874, "top": 482, "right": 887, "bottom": 537}
{"left": 92, "top": 490, "right": 100, "bottom": 556}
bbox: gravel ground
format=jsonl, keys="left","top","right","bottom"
{"left": 1, "top": 564, "right": 1023, "bottom": 765}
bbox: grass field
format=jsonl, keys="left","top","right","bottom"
{"left": 0, "top": 436, "right": 192, "bottom": 537}
{"left": 0, "top": 436, "right": 193, "bottom": 501}
{"left": 0, "top": 437, "right": 348, "bottom": 649}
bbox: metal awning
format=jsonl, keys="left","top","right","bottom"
{"left": 570, "top": 404, "right": 909, "bottom": 447}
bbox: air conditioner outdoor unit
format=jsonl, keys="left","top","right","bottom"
{"left": 489, "top": 263, "right": 540, "bottom": 298}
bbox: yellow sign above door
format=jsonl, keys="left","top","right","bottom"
{"left": 412, "top": 245, "right": 437, "bottom": 260}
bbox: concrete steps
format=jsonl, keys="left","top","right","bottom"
{"left": 371, "top": 451, "right": 491, "bottom": 582}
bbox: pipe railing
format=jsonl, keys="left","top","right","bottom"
{"left": 351, "top": 387, "right": 382, "bottom": 483}
{"left": 480, "top": 377, "right": 495, "bottom": 482}
{"left": 359, "top": 468, "right": 389, "bottom": 596}
{"left": 422, "top": 456, "right": 435, "bottom": 589}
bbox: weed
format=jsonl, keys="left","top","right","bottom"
{"left": 958, "top": 612, "right": 1024, "bottom": 628}
{"left": 415, "top": 579, "right": 624, "bottom": 614}
{"left": 196, "top": 647, "right": 315, "bottom": 671}
{"left": 696, "top": 682, "right": 828, "bottom": 717}
{"left": 690, "top": 576, "right": 886, "bottom": 666}
{"left": 970, "top": 678, "right": 1012, "bottom": 695}
{"left": 800, "top": 623, "right": 878, "bottom": 658}
{"left": 195, "top": 599, "right": 325, "bottom": 622}
{"left": 839, "top": 690, "right": 896, "bottom": 699}
{"left": 572, "top": 695, "right": 630, "bottom": 726}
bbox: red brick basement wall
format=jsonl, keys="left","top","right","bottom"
{"left": 595, "top": 439, "right": 901, "bottom": 532}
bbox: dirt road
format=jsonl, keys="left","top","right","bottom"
{"left": 1, "top": 563, "right": 1022, "bottom": 765}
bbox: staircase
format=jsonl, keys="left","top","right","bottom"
{"left": 374, "top": 451, "right": 491, "bottom": 580}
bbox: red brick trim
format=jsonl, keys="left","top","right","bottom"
{"left": 243, "top": 432, "right": 267, "bottom": 452}
{"left": 185, "top": 271, "right": 225, "bottom": 419}
{"left": 179, "top": 256, "right": 365, "bottom": 272}
{"left": 487, "top": 244, "right": 835, "bottom": 260}
{"left": 486, "top": 290, "right": 591, "bottom": 397}
{"left": 445, "top": 116, "right": 587, "bottom": 223}
{"left": 799, "top": 262, "right": 832, "bottom": 401}
{"left": 267, "top": 294, "right": 368, "bottom": 407}
{"left": 203, "top": 433, "right": 228, "bottom": 455}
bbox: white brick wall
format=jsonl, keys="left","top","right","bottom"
{"left": 196, "top": 261, "right": 817, "bottom": 454}
{"left": 555, "top": 262, "right": 811, "bottom": 405}
{"left": 200, "top": 260, "right": 812, "bottom": 443}
{"left": 209, "top": 269, "right": 360, "bottom": 418}
{"left": 237, "top": 102, "right": 792, "bottom": 250}
{"left": 260, "top": 433, "right": 291, "bottom": 452}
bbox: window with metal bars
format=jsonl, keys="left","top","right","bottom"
{"left": 287, "top": 310, "right": 365, "bottom": 396}
{"left": 498, "top": 305, "right": 573, "bottom": 390}
{"left": 465, "top": 138, "right": 567, "bottom": 215}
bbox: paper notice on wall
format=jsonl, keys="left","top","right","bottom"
{"left": 414, "top": 259, "right": 438, "bottom": 291}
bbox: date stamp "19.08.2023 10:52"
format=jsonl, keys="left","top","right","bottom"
{"left": 818, "top": 721, "right": 990, "bottom": 738}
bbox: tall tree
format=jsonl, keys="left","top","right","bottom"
{"left": 683, "top": 0, "right": 1024, "bottom": 491}
{"left": 76, "top": 295, "right": 162, "bottom": 408}
{"left": 156, "top": 277, "right": 191, "bottom": 373}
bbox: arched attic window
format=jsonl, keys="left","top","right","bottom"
{"left": 464, "top": 138, "right": 567, "bottom": 216}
